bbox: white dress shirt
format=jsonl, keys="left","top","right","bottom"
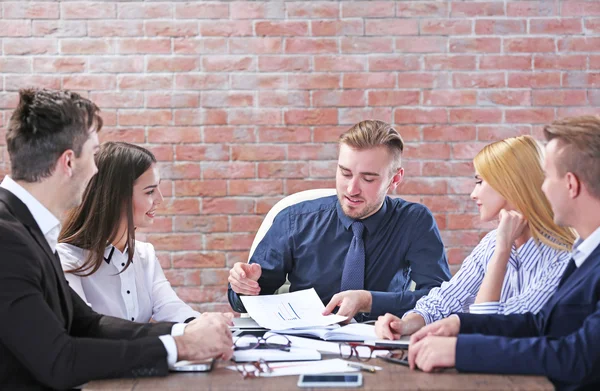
{"left": 0, "top": 176, "right": 180, "bottom": 367}
{"left": 572, "top": 226, "right": 600, "bottom": 267}
{"left": 58, "top": 241, "right": 200, "bottom": 324}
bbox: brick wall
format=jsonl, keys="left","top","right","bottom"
{"left": 0, "top": 1, "right": 598, "bottom": 312}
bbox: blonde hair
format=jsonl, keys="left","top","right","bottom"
{"left": 474, "top": 135, "right": 575, "bottom": 251}
{"left": 339, "top": 120, "right": 404, "bottom": 170}
{"left": 544, "top": 116, "right": 600, "bottom": 199}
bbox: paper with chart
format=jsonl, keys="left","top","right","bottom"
{"left": 239, "top": 288, "right": 347, "bottom": 330}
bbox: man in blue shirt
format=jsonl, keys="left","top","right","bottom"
{"left": 228, "top": 120, "right": 451, "bottom": 321}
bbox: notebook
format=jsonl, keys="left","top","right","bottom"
{"left": 232, "top": 347, "right": 321, "bottom": 362}
{"left": 272, "top": 323, "right": 379, "bottom": 342}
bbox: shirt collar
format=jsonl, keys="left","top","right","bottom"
{"left": 336, "top": 196, "right": 389, "bottom": 234}
{"left": 0, "top": 176, "right": 61, "bottom": 252}
{"left": 572, "top": 225, "right": 600, "bottom": 268}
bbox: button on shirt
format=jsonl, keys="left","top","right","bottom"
{"left": 58, "top": 241, "right": 200, "bottom": 324}
{"left": 228, "top": 195, "right": 451, "bottom": 319}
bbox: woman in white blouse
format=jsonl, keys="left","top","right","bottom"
{"left": 375, "top": 135, "right": 576, "bottom": 340}
{"left": 58, "top": 142, "right": 200, "bottom": 323}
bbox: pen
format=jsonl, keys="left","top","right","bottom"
{"left": 347, "top": 362, "right": 377, "bottom": 373}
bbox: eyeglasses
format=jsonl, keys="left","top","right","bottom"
{"left": 338, "top": 342, "right": 391, "bottom": 362}
{"left": 234, "top": 358, "right": 272, "bottom": 379}
{"left": 234, "top": 334, "right": 291, "bottom": 351}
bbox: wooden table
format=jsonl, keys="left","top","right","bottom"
{"left": 84, "top": 358, "right": 553, "bottom": 390}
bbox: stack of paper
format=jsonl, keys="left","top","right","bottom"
{"left": 272, "top": 323, "right": 379, "bottom": 341}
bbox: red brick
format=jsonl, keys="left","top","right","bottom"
{"left": 259, "top": 56, "right": 311, "bottom": 72}
{"left": 404, "top": 143, "right": 451, "bottom": 160}
{"left": 200, "top": 21, "right": 253, "bottom": 37}
{"left": 395, "top": 37, "right": 447, "bottom": 53}
{"left": 229, "top": 109, "right": 281, "bottom": 125}
{"left": 288, "top": 74, "right": 341, "bottom": 90}
{"left": 258, "top": 127, "right": 311, "bottom": 143}
{"left": 148, "top": 127, "right": 201, "bottom": 144}
{"left": 315, "top": 90, "right": 367, "bottom": 107}
{"left": 532, "top": 90, "right": 587, "bottom": 106}
{"left": 148, "top": 234, "right": 202, "bottom": 251}
{"left": 229, "top": 38, "right": 282, "bottom": 54}
{"left": 62, "top": 39, "right": 113, "bottom": 54}
{"left": 423, "top": 125, "right": 476, "bottom": 141}
{"left": 174, "top": 109, "right": 228, "bottom": 126}
{"left": 201, "top": 91, "right": 254, "bottom": 108}
{"left": 422, "top": 195, "right": 475, "bottom": 213}
{"left": 314, "top": 56, "right": 366, "bottom": 72}
{"left": 286, "top": 2, "right": 339, "bottom": 18}
{"left": 158, "top": 199, "right": 200, "bottom": 216}
{"left": 0, "top": 57, "right": 32, "bottom": 73}
{"left": 203, "top": 162, "right": 255, "bottom": 179}
{"left": 451, "top": 142, "right": 489, "bottom": 160}
{"left": 424, "top": 90, "right": 476, "bottom": 106}
{"left": 557, "top": 107, "right": 600, "bottom": 118}
{"left": 0, "top": 93, "right": 19, "bottom": 109}
{"left": 368, "top": 56, "right": 420, "bottom": 71}
{"left": 145, "top": 21, "right": 198, "bottom": 37}
{"left": 146, "top": 57, "right": 200, "bottom": 73}
{"left": 394, "top": 126, "right": 422, "bottom": 142}
{"left": 341, "top": 37, "right": 394, "bottom": 53}
{"left": 174, "top": 180, "right": 227, "bottom": 197}
{"left": 0, "top": 20, "right": 31, "bottom": 37}
{"left": 447, "top": 248, "right": 473, "bottom": 266}
{"left": 505, "top": 108, "right": 555, "bottom": 124}
{"left": 585, "top": 19, "right": 600, "bottom": 33}
{"left": 230, "top": 180, "right": 284, "bottom": 196}
{"left": 508, "top": 72, "right": 561, "bottom": 88}
{"left": 531, "top": 19, "right": 582, "bottom": 35}
{"left": 98, "top": 127, "right": 145, "bottom": 144}
{"left": 255, "top": 21, "right": 309, "bottom": 36}
{"left": 451, "top": 1, "right": 504, "bottom": 17}
{"left": 285, "top": 38, "right": 338, "bottom": 54}
{"left": 98, "top": 110, "right": 117, "bottom": 127}
{"left": 4, "top": 2, "right": 59, "bottom": 19}
{"left": 175, "top": 74, "right": 229, "bottom": 90}
{"left": 450, "top": 109, "right": 503, "bottom": 124}
{"left": 174, "top": 216, "right": 228, "bottom": 233}
{"left": 231, "top": 74, "right": 286, "bottom": 90}
{"left": 118, "top": 75, "right": 172, "bottom": 90}
{"left": 309, "top": 161, "right": 337, "bottom": 178}
{"left": 119, "top": 110, "right": 172, "bottom": 126}
{"left": 173, "top": 252, "right": 225, "bottom": 269}
{"left": 173, "top": 38, "right": 228, "bottom": 54}
{"left": 342, "top": 2, "right": 395, "bottom": 17}
{"left": 588, "top": 90, "right": 600, "bottom": 106}
{"left": 4, "top": 38, "right": 57, "bottom": 55}
{"left": 477, "top": 125, "right": 531, "bottom": 141}
{"left": 505, "top": 38, "right": 555, "bottom": 53}
{"left": 203, "top": 56, "right": 255, "bottom": 72}
{"left": 202, "top": 198, "right": 255, "bottom": 214}
{"left": 453, "top": 73, "right": 505, "bottom": 88}
{"left": 343, "top": 73, "right": 395, "bottom": 89}
{"left": 441, "top": 231, "right": 481, "bottom": 247}
{"left": 230, "top": 216, "right": 265, "bottom": 233}
{"left": 118, "top": 38, "right": 171, "bottom": 54}
{"left": 32, "top": 21, "right": 86, "bottom": 37}
{"left": 147, "top": 145, "right": 174, "bottom": 162}
{"left": 311, "top": 126, "right": 346, "bottom": 143}
{"left": 395, "top": 108, "right": 447, "bottom": 124}
{"left": 158, "top": 163, "right": 201, "bottom": 180}
{"left": 175, "top": 145, "right": 229, "bottom": 161}
{"left": 424, "top": 55, "right": 476, "bottom": 71}
{"left": 450, "top": 38, "right": 501, "bottom": 53}
{"left": 312, "top": 20, "right": 364, "bottom": 36}
{"left": 63, "top": 75, "right": 116, "bottom": 91}
{"left": 559, "top": 37, "right": 600, "bottom": 52}
{"left": 507, "top": 1, "right": 558, "bottom": 17}
{"left": 284, "top": 109, "right": 337, "bottom": 125}
{"left": 258, "top": 91, "right": 310, "bottom": 107}
{"left": 561, "top": 1, "right": 600, "bottom": 16}
{"left": 365, "top": 19, "right": 418, "bottom": 36}
{"left": 368, "top": 91, "right": 419, "bottom": 106}
{"left": 534, "top": 55, "right": 587, "bottom": 70}
{"left": 232, "top": 145, "right": 286, "bottom": 161}
{"left": 398, "top": 178, "right": 447, "bottom": 195}
{"left": 206, "top": 233, "right": 254, "bottom": 251}
{"left": 564, "top": 72, "right": 600, "bottom": 87}
{"left": 289, "top": 144, "right": 338, "bottom": 160}
{"left": 118, "top": 3, "right": 173, "bottom": 19}
{"left": 397, "top": 1, "right": 448, "bottom": 16}
{"left": 231, "top": 2, "right": 285, "bottom": 19}
{"left": 33, "top": 57, "right": 84, "bottom": 73}
{"left": 89, "top": 57, "right": 143, "bottom": 73}
{"left": 5, "top": 75, "right": 61, "bottom": 91}
{"left": 205, "top": 127, "right": 256, "bottom": 143}
{"left": 175, "top": 286, "right": 229, "bottom": 304}
{"left": 287, "top": 179, "right": 336, "bottom": 194}
{"left": 480, "top": 55, "right": 532, "bottom": 70}
{"left": 423, "top": 162, "right": 474, "bottom": 177}
{"left": 398, "top": 73, "right": 450, "bottom": 89}
{"left": 475, "top": 20, "right": 526, "bottom": 35}
{"left": 174, "top": 2, "right": 228, "bottom": 18}
{"left": 61, "top": 2, "right": 116, "bottom": 19}
{"left": 339, "top": 108, "right": 393, "bottom": 125}
{"left": 478, "top": 91, "right": 531, "bottom": 106}
{"left": 420, "top": 19, "right": 472, "bottom": 35}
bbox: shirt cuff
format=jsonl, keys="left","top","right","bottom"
{"left": 171, "top": 323, "right": 187, "bottom": 337}
{"left": 158, "top": 335, "right": 178, "bottom": 369}
{"left": 403, "top": 309, "right": 433, "bottom": 325}
{"left": 469, "top": 302, "right": 500, "bottom": 314}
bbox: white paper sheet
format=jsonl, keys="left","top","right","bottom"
{"left": 227, "top": 359, "right": 381, "bottom": 377}
{"left": 240, "top": 288, "right": 347, "bottom": 330}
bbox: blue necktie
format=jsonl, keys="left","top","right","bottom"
{"left": 340, "top": 221, "right": 365, "bottom": 292}
{"left": 558, "top": 258, "right": 577, "bottom": 288}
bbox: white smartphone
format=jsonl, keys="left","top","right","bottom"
{"left": 297, "top": 374, "right": 363, "bottom": 388}
{"left": 170, "top": 359, "right": 214, "bottom": 372}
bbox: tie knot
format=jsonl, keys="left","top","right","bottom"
{"left": 351, "top": 221, "right": 364, "bottom": 238}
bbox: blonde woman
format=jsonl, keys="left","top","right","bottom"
{"left": 375, "top": 135, "right": 575, "bottom": 340}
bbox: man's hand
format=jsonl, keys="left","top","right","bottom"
{"left": 409, "top": 315, "right": 460, "bottom": 345}
{"left": 322, "top": 290, "right": 372, "bottom": 321}
{"left": 408, "top": 336, "right": 457, "bottom": 372}
{"left": 174, "top": 313, "right": 234, "bottom": 362}
{"left": 228, "top": 262, "right": 262, "bottom": 295}
{"left": 375, "top": 312, "right": 427, "bottom": 340}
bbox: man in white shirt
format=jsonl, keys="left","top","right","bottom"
{"left": 403, "top": 116, "right": 600, "bottom": 391}
{"left": 0, "top": 88, "right": 233, "bottom": 389}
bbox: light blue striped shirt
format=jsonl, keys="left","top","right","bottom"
{"left": 407, "top": 229, "right": 571, "bottom": 325}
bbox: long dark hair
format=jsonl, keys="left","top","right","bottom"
{"left": 60, "top": 141, "right": 156, "bottom": 276}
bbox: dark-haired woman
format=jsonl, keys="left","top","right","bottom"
{"left": 58, "top": 142, "right": 200, "bottom": 323}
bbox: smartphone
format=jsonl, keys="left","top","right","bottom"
{"left": 379, "top": 351, "right": 409, "bottom": 367}
{"left": 170, "top": 359, "right": 214, "bottom": 372}
{"left": 297, "top": 374, "right": 363, "bottom": 388}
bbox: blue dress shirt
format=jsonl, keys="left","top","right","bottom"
{"left": 228, "top": 195, "right": 451, "bottom": 320}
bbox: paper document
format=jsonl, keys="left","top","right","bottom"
{"left": 272, "top": 323, "right": 379, "bottom": 341}
{"left": 240, "top": 288, "right": 347, "bottom": 330}
{"left": 227, "top": 359, "right": 381, "bottom": 377}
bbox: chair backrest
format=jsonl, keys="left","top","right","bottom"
{"left": 248, "top": 188, "right": 337, "bottom": 261}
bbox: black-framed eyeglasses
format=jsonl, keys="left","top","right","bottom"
{"left": 233, "top": 358, "right": 272, "bottom": 379}
{"left": 234, "top": 334, "right": 292, "bottom": 351}
{"left": 338, "top": 342, "right": 391, "bottom": 362}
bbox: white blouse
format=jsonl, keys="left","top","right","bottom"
{"left": 58, "top": 241, "right": 200, "bottom": 323}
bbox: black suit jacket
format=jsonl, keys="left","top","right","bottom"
{"left": 0, "top": 188, "right": 176, "bottom": 390}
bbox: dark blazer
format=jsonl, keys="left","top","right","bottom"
{"left": 0, "top": 188, "right": 176, "bottom": 390}
{"left": 455, "top": 241, "right": 600, "bottom": 391}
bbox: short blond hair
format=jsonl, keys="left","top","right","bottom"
{"left": 543, "top": 116, "right": 600, "bottom": 199}
{"left": 339, "top": 120, "right": 404, "bottom": 170}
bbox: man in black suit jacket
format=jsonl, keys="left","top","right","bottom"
{"left": 0, "top": 89, "right": 233, "bottom": 390}
{"left": 402, "top": 116, "right": 600, "bottom": 391}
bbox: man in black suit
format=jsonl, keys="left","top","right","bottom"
{"left": 0, "top": 89, "right": 233, "bottom": 390}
